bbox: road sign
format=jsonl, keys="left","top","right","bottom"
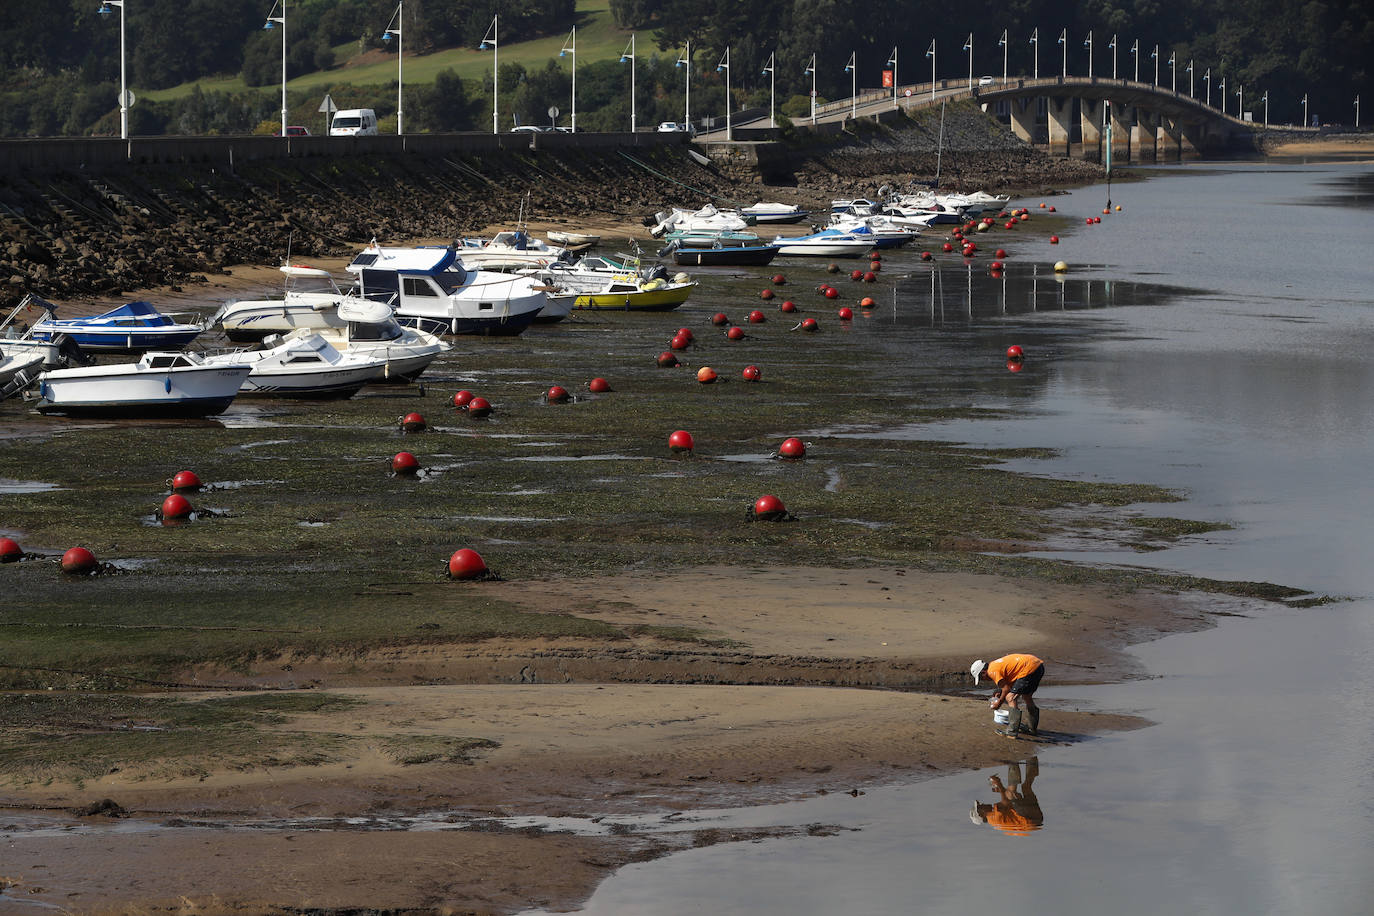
{"left": 904, "top": 88, "right": 913, "bottom": 97}
{"left": 318, "top": 93, "right": 338, "bottom": 114}
{"left": 547, "top": 106, "right": 559, "bottom": 119}
{"left": 118, "top": 89, "right": 135, "bottom": 108}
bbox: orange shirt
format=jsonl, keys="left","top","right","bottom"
{"left": 986, "top": 802, "right": 1043, "bottom": 836}
{"left": 988, "top": 653, "right": 1043, "bottom": 686}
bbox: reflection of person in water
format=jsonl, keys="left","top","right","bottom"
{"left": 969, "top": 757, "right": 1044, "bottom": 836}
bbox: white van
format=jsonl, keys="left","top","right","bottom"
{"left": 330, "top": 109, "right": 378, "bottom": 137}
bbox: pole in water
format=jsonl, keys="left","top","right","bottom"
{"left": 1104, "top": 101, "right": 1113, "bottom": 210}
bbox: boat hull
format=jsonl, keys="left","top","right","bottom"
{"left": 673, "top": 246, "right": 779, "bottom": 267}
{"left": 561, "top": 283, "right": 695, "bottom": 312}
{"left": 397, "top": 309, "right": 540, "bottom": 336}
{"left": 31, "top": 328, "right": 203, "bottom": 352}
{"left": 36, "top": 364, "right": 250, "bottom": 418}
{"left": 774, "top": 241, "right": 874, "bottom": 257}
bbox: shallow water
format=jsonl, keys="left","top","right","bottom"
{"left": 535, "top": 161, "right": 1374, "bottom": 915}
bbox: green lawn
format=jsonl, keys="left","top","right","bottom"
{"left": 140, "top": 0, "right": 636, "bottom": 103}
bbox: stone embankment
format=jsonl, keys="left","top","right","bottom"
{"left": 0, "top": 106, "right": 1099, "bottom": 307}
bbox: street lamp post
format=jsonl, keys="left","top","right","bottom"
{"left": 803, "top": 53, "right": 816, "bottom": 124}
{"left": 1205, "top": 68, "right": 1211, "bottom": 107}
{"left": 559, "top": 26, "right": 576, "bottom": 132}
{"left": 1057, "top": 28, "right": 1066, "bottom": 79}
{"left": 1302, "top": 93, "right": 1308, "bottom": 126}
{"left": 263, "top": 0, "right": 287, "bottom": 138}
{"left": 963, "top": 33, "right": 973, "bottom": 91}
{"left": 886, "top": 46, "right": 897, "bottom": 109}
{"left": 1219, "top": 77, "right": 1226, "bottom": 115}
{"left": 1108, "top": 34, "right": 1117, "bottom": 80}
{"left": 1152, "top": 45, "right": 1159, "bottom": 87}
{"left": 674, "top": 40, "right": 689, "bottom": 131}
{"left": 998, "top": 30, "right": 1007, "bottom": 85}
{"left": 1186, "top": 59, "right": 1193, "bottom": 97}
{"left": 1084, "top": 30, "right": 1092, "bottom": 78}
{"left": 763, "top": 52, "right": 776, "bottom": 126}
{"left": 96, "top": 1, "right": 129, "bottom": 140}
{"left": 1262, "top": 90, "right": 1268, "bottom": 126}
{"left": 479, "top": 15, "right": 497, "bottom": 134}
{"left": 844, "top": 51, "right": 856, "bottom": 121}
{"left": 716, "top": 47, "right": 731, "bottom": 140}
{"left": 620, "top": 33, "right": 635, "bottom": 132}
{"left": 926, "top": 40, "right": 936, "bottom": 101}
{"left": 1131, "top": 39, "right": 1138, "bottom": 83}
{"left": 1356, "top": 95, "right": 1361, "bottom": 127}
{"left": 1236, "top": 84, "right": 1243, "bottom": 120}
{"left": 1169, "top": 52, "right": 1176, "bottom": 92}
{"left": 381, "top": 1, "right": 403, "bottom": 135}
{"left": 1029, "top": 28, "right": 1038, "bottom": 79}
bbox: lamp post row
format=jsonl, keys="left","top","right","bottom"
{"left": 90, "top": 12, "right": 1346, "bottom": 138}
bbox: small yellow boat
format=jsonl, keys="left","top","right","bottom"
{"left": 556, "top": 277, "right": 697, "bottom": 312}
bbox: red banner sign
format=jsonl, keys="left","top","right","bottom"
{"left": 882, "top": 69, "right": 894, "bottom": 88}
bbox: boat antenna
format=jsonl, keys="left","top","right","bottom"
{"left": 517, "top": 191, "right": 530, "bottom": 233}
{"left": 935, "top": 100, "right": 946, "bottom": 189}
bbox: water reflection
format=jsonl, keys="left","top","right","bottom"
{"left": 969, "top": 756, "right": 1044, "bottom": 836}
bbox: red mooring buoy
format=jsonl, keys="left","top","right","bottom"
{"left": 467, "top": 396, "right": 493, "bottom": 418}
{"left": 741, "top": 365, "right": 761, "bottom": 381}
{"left": 824, "top": 288, "right": 839, "bottom": 300}
{"left": 453, "top": 389, "right": 475, "bottom": 409}
{"left": 863, "top": 271, "right": 876, "bottom": 283}
{"left": 670, "top": 334, "right": 690, "bottom": 351}
{"left": 547, "top": 385, "right": 571, "bottom": 403}
{"left": 1050, "top": 235, "right": 1060, "bottom": 244}
{"left": 995, "top": 248, "right": 1007, "bottom": 259}
{"left": 760, "top": 288, "right": 775, "bottom": 300}
{"left": 697, "top": 366, "right": 718, "bottom": 384}
{"left": 668, "top": 429, "right": 695, "bottom": 453}
{"left": 780, "top": 300, "right": 797, "bottom": 313}
{"left": 0, "top": 537, "right": 22, "bottom": 562}
{"left": 677, "top": 328, "right": 694, "bottom": 341}
{"left": 921, "top": 251, "right": 933, "bottom": 261}
{"left": 711, "top": 312, "right": 730, "bottom": 326}
{"left": 748, "top": 310, "right": 766, "bottom": 323}
{"left": 401, "top": 412, "right": 426, "bottom": 432}
{"left": 942, "top": 242, "right": 954, "bottom": 252}
{"left": 392, "top": 451, "right": 420, "bottom": 475}
{"left": 751, "top": 494, "right": 788, "bottom": 521}
{"left": 170, "top": 470, "right": 202, "bottom": 492}
{"left": 778, "top": 437, "right": 806, "bottom": 459}
{"left": 588, "top": 377, "right": 611, "bottom": 393}
{"left": 727, "top": 326, "right": 745, "bottom": 340}
{"left": 61, "top": 546, "right": 97, "bottom": 574}
{"left": 1006, "top": 345, "right": 1024, "bottom": 360}
{"left": 838, "top": 307, "right": 854, "bottom": 320}
{"left": 800, "top": 318, "right": 819, "bottom": 332}
{"left": 657, "top": 350, "right": 681, "bottom": 367}
{"left": 447, "top": 548, "right": 488, "bottom": 580}
{"left": 161, "top": 493, "right": 193, "bottom": 519}
{"left": 772, "top": 274, "right": 787, "bottom": 285}
{"left": 851, "top": 269, "right": 864, "bottom": 281}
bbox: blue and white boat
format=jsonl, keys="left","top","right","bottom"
{"left": 29, "top": 301, "right": 207, "bottom": 353}
{"left": 35, "top": 351, "right": 251, "bottom": 418}
{"left": 773, "top": 227, "right": 883, "bottom": 258}
{"left": 346, "top": 243, "right": 548, "bottom": 337}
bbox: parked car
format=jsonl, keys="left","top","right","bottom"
{"left": 330, "top": 109, "right": 378, "bottom": 137}
{"left": 657, "top": 122, "right": 697, "bottom": 135}
{"left": 978, "top": 75, "right": 996, "bottom": 87}
{"left": 511, "top": 125, "right": 545, "bottom": 133}
{"left": 274, "top": 125, "right": 310, "bottom": 137}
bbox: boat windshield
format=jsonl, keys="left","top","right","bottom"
{"left": 430, "top": 269, "right": 469, "bottom": 294}
{"left": 349, "top": 320, "right": 402, "bottom": 342}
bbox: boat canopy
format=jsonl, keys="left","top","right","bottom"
{"left": 279, "top": 265, "right": 333, "bottom": 278}
{"left": 347, "top": 246, "right": 466, "bottom": 280}
{"left": 336, "top": 298, "right": 395, "bottom": 325}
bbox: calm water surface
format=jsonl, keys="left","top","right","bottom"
{"left": 539, "top": 161, "right": 1374, "bottom": 915}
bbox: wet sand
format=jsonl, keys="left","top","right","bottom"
{"left": 0, "top": 564, "right": 1207, "bottom": 914}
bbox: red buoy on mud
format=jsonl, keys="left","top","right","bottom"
{"left": 995, "top": 249, "right": 1007, "bottom": 259}
{"left": 760, "top": 288, "right": 775, "bottom": 300}
{"left": 170, "top": 470, "right": 202, "bottom": 493}
{"left": 670, "top": 334, "right": 691, "bottom": 351}
{"left": 668, "top": 429, "right": 695, "bottom": 453}
{"left": 711, "top": 312, "right": 730, "bottom": 326}
{"left": 466, "top": 396, "right": 493, "bottom": 418}
{"left": 401, "top": 412, "right": 426, "bottom": 432}
{"left": 778, "top": 437, "right": 806, "bottom": 459}
{"left": 452, "top": 389, "right": 475, "bottom": 409}
{"left": 869, "top": 260, "right": 881, "bottom": 272}
{"left": 1085, "top": 217, "right": 1094, "bottom": 225}
{"left": 391, "top": 451, "right": 420, "bottom": 475}
{"left": 0, "top": 537, "right": 22, "bottom": 562}
{"left": 800, "top": 317, "right": 819, "bottom": 332}
{"left": 1039, "top": 202, "right": 1046, "bottom": 208}
{"left": 851, "top": 269, "right": 864, "bottom": 281}
{"left": 727, "top": 326, "right": 745, "bottom": 340}
{"left": 772, "top": 274, "right": 787, "bottom": 285}
{"left": 588, "top": 377, "right": 611, "bottom": 393}
{"left": 547, "top": 385, "right": 571, "bottom": 403}
{"left": 751, "top": 494, "right": 787, "bottom": 521}
{"left": 1019, "top": 213, "right": 1029, "bottom": 222}
{"left": 838, "top": 306, "right": 855, "bottom": 319}
{"left": 824, "top": 287, "right": 839, "bottom": 300}
{"left": 1050, "top": 235, "right": 1060, "bottom": 244}
{"left": 1006, "top": 345, "right": 1024, "bottom": 359}
{"left": 741, "top": 365, "right": 762, "bottom": 381}
{"left": 657, "top": 350, "right": 681, "bottom": 367}
{"left": 61, "top": 546, "right": 97, "bottom": 574}
{"left": 161, "top": 493, "right": 193, "bottom": 519}
{"left": 696, "top": 366, "right": 718, "bottom": 384}
{"left": 748, "top": 310, "right": 767, "bottom": 323}
{"left": 863, "top": 271, "right": 876, "bottom": 282}
{"left": 942, "top": 242, "right": 954, "bottom": 252}
{"left": 447, "top": 548, "right": 488, "bottom": 580}
{"left": 921, "top": 251, "right": 933, "bottom": 261}
{"left": 780, "top": 300, "right": 797, "bottom": 313}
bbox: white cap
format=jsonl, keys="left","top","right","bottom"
{"left": 969, "top": 801, "right": 984, "bottom": 825}
{"left": 970, "top": 659, "right": 986, "bottom": 685}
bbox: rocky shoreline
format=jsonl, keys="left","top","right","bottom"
{"left": 0, "top": 105, "right": 1102, "bottom": 308}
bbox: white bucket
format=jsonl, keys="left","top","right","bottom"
{"left": 992, "top": 708, "right": 1011, "bottom": 725}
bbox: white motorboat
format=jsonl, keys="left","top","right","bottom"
{"left": 773, "top": 228, "right": 881, "bottom": 258}
{"left": 531, "top": 254, "right": 673, "bottom": 295}
{"left": 830, "top": 198, "right": 882, "bottom": 217}
{"left": 740, "top": 201, "right": 811, "bottom": 224}
{"left": 35, "top": 351, "right": 251, "bottom": 418}
{"left": 826, "top": 214, "right": 919, "bottom": 249}
{"left": 347, "top": 243, "right": 548, "bottom": 337}
{"left": 201, "top": 333, "right": 390, "bottom": 399}
{"left": 284, "top": 297, "right": 450, "bottom": 383}
{"left": 648, "top": 204, "right": 750, "bottom": 238}
{"left": 214, "top": 265, "right": 364, "bottom": 343}
{"left": 546, "top": 230, "right": 600, "bottom": 252}
{"left": 455, "top": 230, "right": 572, "bottom": 271}
{"left": 0, "top": 347, "right": 44, "bottom": 399}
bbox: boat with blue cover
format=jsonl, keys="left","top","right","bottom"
{"left": 29, "top": 300, "right": 207, "bottom": 352}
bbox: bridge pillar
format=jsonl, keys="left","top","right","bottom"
{"left": 1130, "top": 109, "right": 1158, "bottom": 162}
{"left": 1157, "top": 116, "right": 1182, "bottom": 161}
{"left": 1008, "top": 98, "right": 1036, "bottom": 144}
{"left": 1176, "top": 120, "right": 1202, "bottom": 159}
{"left": 1109, "top": 103, "right": 1133, "bottom": 162}
{"left": 1047, "top": 97, "right": 1074, "bottom": 157}
{"left": 1079, "top": 98, "right": 1104, "bottom": 162}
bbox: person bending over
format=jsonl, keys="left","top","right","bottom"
{"left": 970, "top": 653, "right": 1044, "bottom": 737}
